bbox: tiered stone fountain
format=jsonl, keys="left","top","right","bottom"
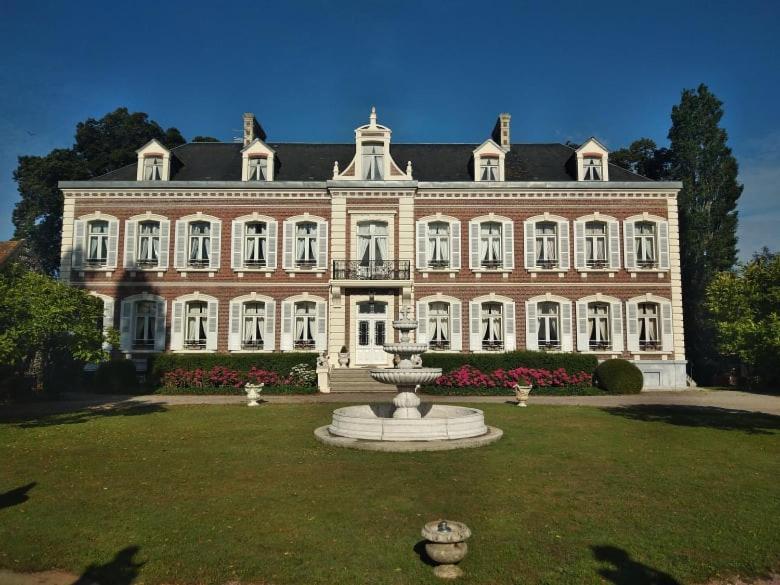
{"left": 315, "top": 307, "right": 502, "bottom": 451}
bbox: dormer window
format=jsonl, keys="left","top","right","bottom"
{"left": 248, "top": 156, "right": 268, "bottom": 181}
{"left": 583, "top": 156, "right": 603, "bottom": 181}
{"left": 362, "top": 143, "right": 384, "bottom": 180}
{"left": 479, "top": 156, "right": 499, "bottom": 181}
{"left": 143, "top": 156, "right": 163, "bottom": 181}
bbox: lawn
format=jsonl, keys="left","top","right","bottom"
{"left": 0, "top": 403, "right": 778, "bottom": 585}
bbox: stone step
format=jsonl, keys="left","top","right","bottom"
{"left": 330, "top": 368, "right": 395, "bottom": 393}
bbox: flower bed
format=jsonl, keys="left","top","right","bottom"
{"left": 158, "top": 364, "right": 316, "bottom": 394}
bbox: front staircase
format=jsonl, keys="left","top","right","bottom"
{"left": 330, "top": 367, "right": 395, "bottom": 393}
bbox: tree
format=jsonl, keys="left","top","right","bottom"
{"left": 12, "top": 108, "right": 185, "bottom": 274}
{"left": 706, "top": 251, "right": 780, "bottom": 389}
{"left": 191, "top": 136, "right": 220, "bottom": 142}
{"left": 669, "top": 84, "right": 743, "bottom": 382}
{"left": 610, "top": 138, "right": 672, "bottom": 180}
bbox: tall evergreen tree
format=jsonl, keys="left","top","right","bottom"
{"left": 668, "top": 84, "right": 742, "bottom": 381}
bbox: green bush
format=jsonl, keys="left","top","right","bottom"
{"left": 594, "top": 359, "right": 644, "bottom": 394}
{"left": 93, "top": 359, "right": 139, "bottom": 394}
{"left": 422, "top": 351, "right": 598, "bottom": 375}
{"left": 155, "top": 385, "right": 317, "bottom": 396}
{"left": 149, "top": 353, "right": 318, "bottom": 386}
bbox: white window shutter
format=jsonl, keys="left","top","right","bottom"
{"left": 265, "top": 300, "right": 276, "bottom": 350}
{"left": 502, "top": 221, "right": 514, "bottom": 270}
{"left": 206, "top": 300, "right": 218, "bottom": 350}
{"left": 107, "top": 218, "right": 119, "bottom": 268}
{"left": 626, "top": 301, "right": 639, "bottom": 352}
{"left": 450, "top": 301, "right": 462, "bottom": 351}
{"left": 174, "top": 220, "right": 186, "bottom": 269}
{"left": 658, "top": 221, "right": 670, "bottom": 270}
{"left": 525, "top": 302, "right": 538, "bottom": 350}
{"left": 450, "top": 220, "right": 461, "bottom": 269}
{"left": 119, "top": 299, "right": 132, "bottom": 352}
{"left": 574, "top": 221, "right": 585, "bottom": 269}
{"left": 267, "top": 221, "right": 278, "bottom": 268}
{"left": 416, "top": 221, "right": 427, "bottom": 269}
{"left": 524, "top": 220, "right": 535, "bottom": 269}
{"left": 661, "top": 301, "right": 673, "bottom": 351}
{"left": 576, "top": 301, "right": 589, "bottom": 352}
{"left": 469, "top": 301, "right": 481, "bottom": 351}
{"left": 154, "top": 300, "right": 167, "bottom": 352}
{"left": 504, "top": 301, "right": 516, "bottom": 351}
{"left": 228, "top": 300, "right": 241, "bottom": 351}
{"left": 315, "top": 301, "right": 327, "bottom": 351}
{"left": 610, "top": 301, "right": 624, "bottom": 352}
{"left": 209, "top": 221, "right": 221, "bottom": 270}
{"left": 317, "top": 221, "right": 328, "bottom": 270}
{"left": 124, "top": 221, "right": 137, "bottom": 269}
{"left": 469, "top": 221, "right": 479, "bottom": 269}
{"left": 283, "top": 221, "right": 294, "bottom": 270}
{"left": 231, "top": 220, "right": 244, "bottom": 270}
{"left": 608, "top": 221, "right": 620, "bottom": 270}
{"left": 416, "top": 301, "right": 428, "bottom": 343}
{"left": 102, "top": 297, "right": 114, "bottom": 351}
{"left": 281, "top": 301, "right": 293, "bottom": 350}
{"left": 558, "top": 221, "right": 569, "bottom": 270}
{"left": 72, "top": 220, "right": 85, "bottom": 270}
{"left": 171, "top": 301, "right": 184, "bottom": 350}
{"left": 624, "top": 222, "right": 636, "bottom": 270}
{"left": 561, "top": 301, "right": 573, "bottom": 351}
{"left": 159, "top": 220, "right": 170, "bottom": 269}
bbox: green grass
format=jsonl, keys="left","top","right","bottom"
{"left": 0, "top": 404, "right": 778, "bottom": 585}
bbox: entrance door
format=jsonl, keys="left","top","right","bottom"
{"left": 355, "top": 300, "right": 388, "bottom": 365}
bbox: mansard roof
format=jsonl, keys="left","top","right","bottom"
{"left": 94, "top": 141, "right": 652, "bottom": 182}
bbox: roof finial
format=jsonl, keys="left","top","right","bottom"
{"left": 369, "top": 106, "right": 377, "bottom": 126}
{"left": 406, "top": 160, "right": 413, "bottom": 179}
{"left": 332, "top": 160, "right": 340, "bottom": 179}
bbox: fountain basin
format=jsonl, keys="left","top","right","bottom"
{"left": 382, "top": 342, "right": 430, "bottom": 355}
{"left": 328, "top": 404, "right": 488, "bottom": 441}
{"left": 370, "top": 368, "right": 442, "bottom": 386}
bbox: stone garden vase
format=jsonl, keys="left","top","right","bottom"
{"left": 514, "top": 384, "right": 532, "bottom": 407}
{"left": 244, "top": 383, "right": 264, "bottom": 407}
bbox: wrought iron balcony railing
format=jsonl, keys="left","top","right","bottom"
{"left": 332, "top": 260, "right": 411, "bottom": 281}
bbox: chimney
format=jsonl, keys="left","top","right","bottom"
{"left": 492, "top": 113, "right": 511, "bottom": 150}
{"left": 242, "top": 112, "right": 267, "bottom": 146}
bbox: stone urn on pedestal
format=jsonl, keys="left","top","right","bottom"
{"left": 513, "top": 383, "right": 532, "bottom": 407}
{"left": 421, "top": 520, "right": 471, "bottom": 579}
{"left": 244, "top": 382, "right": 264, "bottom": 407}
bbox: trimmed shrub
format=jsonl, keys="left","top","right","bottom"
{"left": 422, "top": 351, "right": 598, "bottom": 376}
{"left": 93, "top": 359, "right": 138, "bottom": 394}
{"left": 594, "top": 359, "right": 644, "bottom": 394}
{"left": 432, "top": 364, "right": 592, "bottom": 389}
{"left": 156, "top": 385, "right": 317, "bottom": 396}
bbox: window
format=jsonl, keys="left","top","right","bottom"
{"left": 362, "top": 143, "right": 384, "bottom": 180}
{"left": 583, "top": 156, "right": 602, "bottom": 181}
{"left": 358, "top": 221, "right": 388, "bottom": 266}
{"left": 248, "top": 157, "right": 268, "bottom": 181}
{"left": 87, "top": 220, "right": 109, "bottom": 266}
{"left": 185, "top": 301, "right": 208, "bottom": 350}
{"left": 535, "top": 222, "right": 558, "bottom": 268}
{"left": 638, "top": 302, "right": 661, "bottom": 350}
{"left": 137, "top": 221, "right": 160, "bottom": 267}
{"left": 481, "top": 302, "right": 503, "bottom": 351}
{"left": 480, "top": 222, "right": 502, "bottom": 268}
{"left": 244, "top": 222, "right": 267, "bottom": 267}
{"left": 585, "top": 221, "right": 607, "bottom": 268}
{"left": 143, "top": 156, "right": 163, "bottom": 181}
{"left": 635, "top": 222, "right": 657, "bottom": 268}
{"left": 427, "top": 222, "right": 450, "bottom": 268}
{"left": 133, "top": 301, "right": 157, "bottom": 349}
{"left": 479, "top": 157, "right": 499, "bottom": 181}
{"left": 588, "top": 303, "right": 611, "bottom": 350}
{"left": 242, "top": 302, "right": 265, "bottom": 350}
{"left": 295, "top": 222, "right": 318, "bottom": 266}
{"left": 188, "top": 222, "right": 210, "bottom": 268}
{"left": 294, "top": 301, "right": 316, "bottom": 349}
{"left": 537, "top": 302, "right": 561, "bottom": 350}
{"left": 428, "top": 302, "right": 450, "bottom": 350}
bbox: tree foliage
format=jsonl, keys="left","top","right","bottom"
{"left": 12, "top": 108, "right": 185, "bottom": 274}
{"left": 706, "top": 251, "right": 780, "bottom": 388}
{"left": 190, "top": 136, "right": 220, "bottom": 142}
{"left": 610, "top": 138, "right": 671, "bottom": 180}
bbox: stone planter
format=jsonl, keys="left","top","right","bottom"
{"left": 244, "top": 382, "right": 264, "bottom": 407}
{"left": 421, "top": 520, "right": 471, "bottom": 579}
{"left": 514, "top": 384, "right": 532, "bottom": 407}
{"left": 338, "top": 353, "right": 349, "bottom": 367}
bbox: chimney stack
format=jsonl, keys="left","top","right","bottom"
{"left": 242, "top": 112, "right": 267, "bottom": 146}
{"left": 492, "top": 113, "right": 511, "bottom": 150}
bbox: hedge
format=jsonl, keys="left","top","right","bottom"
{"left": 421, "top": 385, "right": 607, "bottom": 397}
{"left": 422, "top": 351, "right": 598, "bottom": 375}
{"left": 150, "top": 353, "right": 318, "bottom": 386}
{"left": 594, "top": 359, "right": 644, "bottom": 394}
{"left": 155, "top": 385, "right": 317, "bottom": 396}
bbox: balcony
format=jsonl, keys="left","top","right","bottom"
{"left": 332, "top": 260, "right": 411, "bottom": 281}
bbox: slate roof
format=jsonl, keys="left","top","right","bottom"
{"left": 94, "top": 142, "right": 652, "bottom": 183}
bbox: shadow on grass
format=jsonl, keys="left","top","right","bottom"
{"left": 591, "top": 545, "right": 680, "bottom": 585}
{"left": 72, "top": 545, "right": 144, "bottom": 585}
{"left": 602, "top": 405, "right": 780, "bottom": 435}
{"left": 0, "top": 482, "right": 36, "bottom": 510}
{"left": 413, "top": 540, "right": 437, "bottom": 567}
{"left": 10, "top": 403, "right": 167, "bottom": 429}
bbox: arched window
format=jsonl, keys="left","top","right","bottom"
{"left": 428, "top": 301, "right": 450, "bottom": 350}
{"left": 87, "top": 220, "right": 109, "bottom": 266}
{"left": 587, "top": 302, "right": 611, "bottom": 350}
{"left": 480, "top": 222, "right": 503, "bottom": 268}
{"left": 481, "top": 302, "right": 504, "bottom": 351}
{"left": 638, "top": 302, "right": 660, "bottom": 350}
{"left": 294, "top": 301, "right": 317, "bottom": 349}
{"left": 295, "top": 222, "right": 318, "bottom": 266}
{"left": 535, "top": 222, "right": 558, "bottom": 268}
{"left": 584, "top": 221, "right": 607, "bottom": 268}
{"left": 185, "top": 301, "right": 209, "bottom": 349}
{"left": 635, "top": 222, "right": 657, "bottom": 268}
{"left": 242, "top": 302, "right": 266, "bottom": 349}
{"left": 137, "top": 221, "right": 161, "bottom": 267}
{"left": 427, "top": 222, "right": 450, "bottom": 268}
{"left": 188, "top": 222, "right": 211, "bottom": 268}
{"left": 244, "top": 222, "right": 267, "bottom": 267}
{"left": 537, "top": 301, "right": 561, "bottom": 350}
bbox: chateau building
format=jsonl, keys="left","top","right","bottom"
{"left": 58, "top": 108, "right": 687, "bottom": 389}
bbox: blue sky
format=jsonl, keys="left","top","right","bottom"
{"left": 0, "top": 0, "right": 778, "bottom": 258}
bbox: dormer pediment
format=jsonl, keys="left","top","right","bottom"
{"left": 473, "top": 138, "right": 506, "bottom": 181}
{"left": 575, "top": 137, "right": 609, "bottom": 181}
{"left": 136, "top": 139, "right": 171, "bottom": 181}
{"left": 242, "top": 138, "right": 276, "bottom": 181}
